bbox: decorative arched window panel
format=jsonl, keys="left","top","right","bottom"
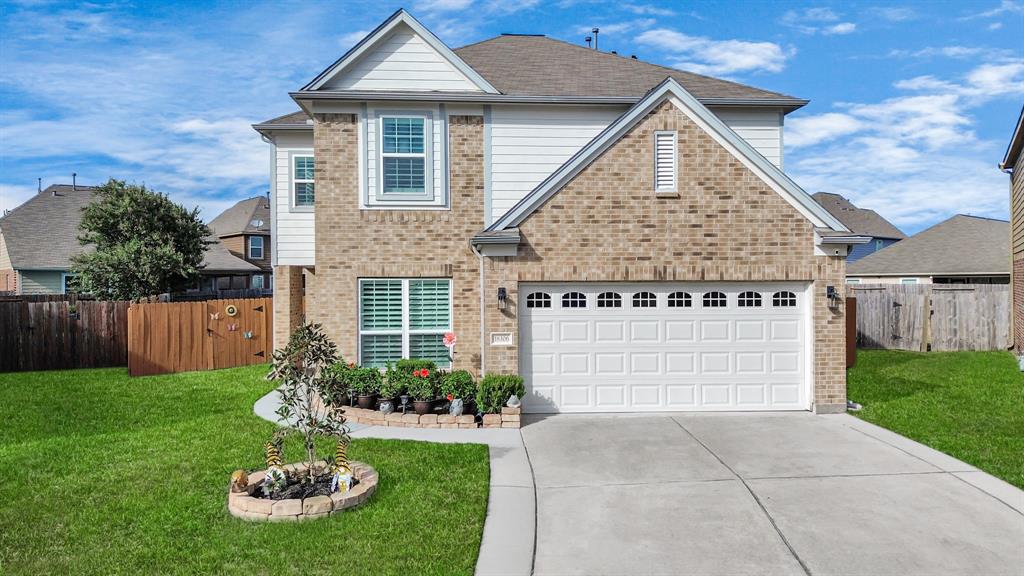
{"left": 632, "top": 292, "right": 657, "bottom": 307}
{"left": 667, "top": 291, "right": 692, "bottom": 308}
{"left": 702, "top": 291, "right": 727, "bottom": 308}
{"left": 597, "top": 292, "right": 622, "bottom": 308}
{"left": 561, "top": 292, "right": 587, "bottom": 308}
{"left": 773, "top": 291, "right": 797, "bottom": 307}
{"left": 526, "top": 292, "right": 551, "bottom": 309}
{"left": 737, "top": 291, "right": 762, "bottom": 307}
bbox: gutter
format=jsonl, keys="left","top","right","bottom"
{"left": 819, "top": 235, "right": 872, "bottom": 245}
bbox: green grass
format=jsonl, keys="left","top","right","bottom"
{"left": 0, "top": 366, "right": 490, "bottom": 575}
{"left": 847, "top": 350, "right": 1024, "bottom": 489}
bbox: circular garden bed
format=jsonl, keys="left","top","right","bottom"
{"left": 228, "top": 460, "right": 378, "bottom": 522}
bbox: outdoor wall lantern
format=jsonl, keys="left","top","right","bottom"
{"left": 826, "top": 285, "right": 840, "bottom": 309}
{"left": 497, "top": 287, "right": 508, "bottom": 310}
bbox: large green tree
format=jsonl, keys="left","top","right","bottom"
{"left": 71, "top": 179, "right": 211, "bottom": 300}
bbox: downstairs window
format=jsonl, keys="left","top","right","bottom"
{"left": 359, "top": 278, "right": 452, "bottom": 368}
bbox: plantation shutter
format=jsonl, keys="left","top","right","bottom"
{"left": 409, "top": 334, "right": 450, "bottom": 367}
{"left": 409, "top": 280, "right": 450, "bottom": 330}
{"left": 654, "top": 131, "right": 677, "bottom": 192}
{"left": 361, "top": 280, "right": 402, "bottom": 330}
{"left": 361, "top": 334, "right": 402, "bottom": 368}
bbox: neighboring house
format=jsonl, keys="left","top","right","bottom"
{"left": 812, "top": 192, "right": 905, "bottom": 262}
{"left": 255, "top": 10, "right": 867, "bottom": 414}
{"left": 1000, "top": 105, "right": 1023, "bottom": 354}
{"left": 208, "top": 196, "right": 273, "bottom": 290}
{"left": 846, "top": 215, "right": 1010, "bottom": 285}
{"left": 0, "top": 184, "right": 260, "bottom": 295}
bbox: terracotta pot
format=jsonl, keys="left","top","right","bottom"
{"left": 357, "top": 394, "right": 377, "bottom": 410}
{"left": 412, "top": 400, "right": 433, "bottom": 415}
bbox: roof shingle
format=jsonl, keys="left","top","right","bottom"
{"left": 812, "top": 193, "right": 905, "bottom": 239}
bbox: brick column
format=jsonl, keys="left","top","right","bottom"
{"left": 273, "top": 265, "right": 305, "bottom": 351}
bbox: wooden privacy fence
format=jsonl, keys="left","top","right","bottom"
{"left": 0, "top": 299, "right": 129, "bottom": 372}
{"left": 851, "top": 284, "right": 1010, "bottom": 352}
{"left": 128, "top": 298, "right": 273, "bottom": 376}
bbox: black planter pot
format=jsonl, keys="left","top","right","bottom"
{"left": 356, "top": 394, "right": 377, "bottom": 410}
{"left": 412, "top": 400, "right": 433, "bottom": 415}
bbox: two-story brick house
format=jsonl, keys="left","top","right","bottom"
{"left": 208, "top": 196, "right": 273, "bottom": 290}
{"left": 255, "top": 10, "right": 867, "bottom": 414}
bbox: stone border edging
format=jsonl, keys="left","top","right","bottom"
{"left": 228, "top": 460, "right": 378, "bottom": 522}
{"left": 341, "top": 406, "right": 522, "bottom": 429}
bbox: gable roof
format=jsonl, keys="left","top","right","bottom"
{"left": 847, "top": 215, "right": 1009, "bottom": 277}
{"left": 485, "top": 77, "right": 847, "bottom": 233}
{"left": 453, "top": 34, "right": 804, "bottom": 107}
{"left": 303, "top": 9, "right": 498, "bottom": 93}
{"left": 208, "top": 197, "right": 271, "bottom": 237}
{"left": 812, "top": 193, "right": 905, "bottom": 239}
{"left": 1001, "top": 105, "right": 1024, "bottom": 170}
{"left": 0, "top": 184, "right": 258, "bottom": 274}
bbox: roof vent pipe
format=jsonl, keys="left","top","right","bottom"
{"left": 585, "top": 35, "right": 592, "bottom": 48}
{"left": 591, "top": 27, "right": 599, "bottom": 50}
{"left": 72, "top": 172, "right": 77, "bottom": 191}
{"left": 37, "top": 177, "right": 41, "bottom": 193}
{"left": 631, "top": 54, "right": 637, "bottom": 59}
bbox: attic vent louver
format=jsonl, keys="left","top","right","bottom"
{"left": 654, "top": 131, "right": 677, "bottom": 193}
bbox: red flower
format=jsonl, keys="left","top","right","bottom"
{"left": 419, "top": 368, "right": 430, "bottom": 378}
{"left": 348, "top": 362, "right": 355, "bottom": 369}
{"left": 447, "top": 393, "right": 454, "bottom": 401}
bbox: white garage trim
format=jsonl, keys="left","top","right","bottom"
{"left": 519, "top": 282, "right": 814, "bottom": 413}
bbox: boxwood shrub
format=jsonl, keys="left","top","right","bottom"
{"left": 477, "top": 374, "right": 525, "bottom": 414}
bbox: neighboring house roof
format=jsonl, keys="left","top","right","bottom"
{"left": 0, "top": 183, "right": 258, "bottom": 274}
{"left": 0, "top": 184, "right": 98, "bottom": 270}
{"left": 812, "top": 193, "right": 906, "bottom": 239}
{"left": 847, "top": 215, "right": 1010, "bottom": 277}
{"left": 208, "top": 196, "right": 271, "bottom": 237}
{"left": 1001, "top": 105, "right": 1024, "bottom": 170}
{"left": 485, "top": 77, "right": 848, "bottom": 234}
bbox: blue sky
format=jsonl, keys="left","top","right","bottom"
{"left": 1, "top": 0, "right": 1021, "bottom": 234}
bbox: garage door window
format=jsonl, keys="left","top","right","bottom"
{"left": 632, "top": 292, "right": 657, "bottom": 307}
{"left": 738, "top": 291, "right": 762, "bottom": 307}
{"left": 772, "top": 291, "right": 797, "bottom": 307}
{"left": 526, "top": 292, "right": 551, "bottom": 308}
{"left": 561, "top": 292, "right": 587, "bottom": 308}
{"left": 359, "top": 278, "right": 452, "bottom": 368}
{"left": 667, "top": 291, "right": 692, "bottom": 307}
{"left": 597, "top": 292, "right": 622, "bottom": 308}
{"left": 702, "top": 291, "right": 727, "bottom": 307}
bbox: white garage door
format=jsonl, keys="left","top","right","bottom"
{"left": 519, "top": 282, "right": 811, "bottom": 413}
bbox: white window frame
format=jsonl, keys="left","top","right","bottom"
{"left": 251, "top": 274, "right": 264, "bottom": 290}
{"left": 248, "top": 236, "right": 264, "bottom": 260}
{"left": 61, "top": 272, "right": 77, "bottom": 295}
{"left": 357, "top": 278, "right": 453, "bottom": 367}
{"left": 375, "top": 112, "right": 434, "bottom": 204}
{"left": 290, "top": 151, "right": 315, "bottom": 211}
{"left": 653, "top": 130, "right": 678, "bottom": 194}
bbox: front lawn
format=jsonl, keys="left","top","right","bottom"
{"left": 0, "top": 366, "right": 490, "bottom": 575}
{"left": 847, "top": 350, "right": 1024, "bottom": 489}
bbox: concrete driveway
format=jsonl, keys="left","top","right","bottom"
{"left": 521, "top": 412, "right": 1024, "bottom": 576}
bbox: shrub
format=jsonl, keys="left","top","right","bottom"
{"left": 396, "top": 358, "right": 438, "bottom": 373}
{"left": 380, "top": 363, "right": 410, "bottom": 399}
{"left": 477, "top": 374, "right": 525, "bottom": 414}
{"left": 320, "top": 361, "right": 352, "bottom": 408}
{"left": 441, "top": 370, "right": 476, "bottom": 401}
{"left": 347, "top": 366, "right": 382, "bottom": 397}
{"left": 406, "top": 370, "right": 439, "bottom": 401}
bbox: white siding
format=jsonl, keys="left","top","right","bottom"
{"left": 272, "top": 132, "right": 315, "bottom": 266}
{"left": 0, "top": 232, "right": 12, "bottom": 270}
{"left": 709, "top": 107, "right": 784, "bottom": 168}
{"left": 489, "top": 105, "right": 626, "bottom": 224}
{"left": 323, "top": 25, "right": 482, "bottom": 92}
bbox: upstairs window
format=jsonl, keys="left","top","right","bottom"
{"left": 248, "top": 236, "right": 264, "bottom": 260}
{"left": 292, "top": 155, "right": 315, "bottom": 207}
{"left": 378, "top": 115, "right": 432, "bottom": 202}
{"left": 654, "top": 131, "right": 677, "bottom": 193}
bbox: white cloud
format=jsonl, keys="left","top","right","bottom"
{"left": 578, "top": 19, "right": 655, "bottom": 36}
{"left": 787, "top": 61, "right": 1018, "bottom": 232}
{"left": 415, "top": 0, "right": 475, "bottom": 11}
{"left": 867, "top": 6, "right": 916, "bottom": 22}
{"left": 636, "top": 28, "right": 793, "bottom": 75}
{"left": 960, "top": 0, "right": 1024, "bottom": 19}
{"left": 339, "top": 29, "right": 370, "bottom": 47}
{"left": 889, "top": 45, "right": 1001, "bottom": 59}
{"left": 989, "top": 21, "right": 1004, "bottom": 29}
{"left": 780, "top": 7, "right": 857, "bottom": 35}
{"left": 0, "top": 184, "right": 38, "bottom": 215}
{"left": 623, "top": 3, "right": 676, "bottom": 16}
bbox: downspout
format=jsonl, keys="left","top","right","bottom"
{"left": 470, "top": 242, "right": 486, "bottom": 376}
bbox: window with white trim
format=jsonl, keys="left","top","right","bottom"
{"left": 632, "top": 291, "right": 657, "bottom": 307}
{"left": 901, "top": 278, "right": 919, "bottom": 285}
{"left": 248, "top": 236, "right": 264, "bottom": 260}
{"left": 61, "top": 273, "right": 78, "bottom": 295}
{"left": 597, "top": 292, "right": 622, "bottom": 308}
{"left": 376, "top": 114, "right": 433, "bottom": 202}
{"left": 654, "top": 131, "right": 677, "bottom": 193}
{"left": 251, "top": 275, "right": 265, "bottom": 290}
{"left": 667, "top": 291, "right": 692, "bottom": 307}
{"left": 702, "top": 291, "right": 727, "bottom": 308}
{"left": 359, "top": 279, "right": 452, "bottom": 368}
{"left": 772, "top": 291, "right": 796, "bottom": 307}
{"left": 526, "top": 292, "right": 551, "bottom": 308}
{"left": 292, "top": 155, "right": 315, "bottom": 207}
{"left": 737, "top": 291, "right": 762, "bottom": 307}
{"left": 561, "top": 292, "right": 587, "bottom": 308}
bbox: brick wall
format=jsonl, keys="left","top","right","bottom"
{"left": 0, "top": 268, "right": 15, "bottom": 293}
{"left": 301, "top": 100, "right": 848, "bottom": 411}
{"left": 1012, "top": 147, "right": 1024, "bottom": 353}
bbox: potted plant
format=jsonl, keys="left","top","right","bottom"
{"left": 441, "top": 370, "right": 476, "bottom": 415}
{"left": 477, "top": 374, "right": 525, "bottom": 414}
{"left": 407, "top": 368, "right": 437, "bottom": 415}
{"left": 348, "top": 366, "right": 382, "bottom": 409}
{"left": 379, "top": 363, "right": 408, "bottom": 411}
{"left": 320, "top": 360, "right": 352, "bottom": 409}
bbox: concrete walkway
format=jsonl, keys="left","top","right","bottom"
{"left": 521, "top": 412, "right": 1024, "bottom": 576}
{"left": 253, "top": 389, "right": 535, "bottom": 576}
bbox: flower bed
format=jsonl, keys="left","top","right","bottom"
{"left": 228, "top": 460, "right": 378, "bottom": 522}
{"left": 340, "top": 406, "right": 522, "bottom": 428}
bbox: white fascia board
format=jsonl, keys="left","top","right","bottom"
{"left": 302, "top": 9, "right": 499, "bottom": 94}
{"left": 487, "top": 77, "right": 849, "bottom": 233}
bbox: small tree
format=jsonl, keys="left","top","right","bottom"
{"left": 267, "top": 322, "right": 349, "bottom": 481}
{"left": 71, "top": 179, "right": 211, "bottom": 300}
